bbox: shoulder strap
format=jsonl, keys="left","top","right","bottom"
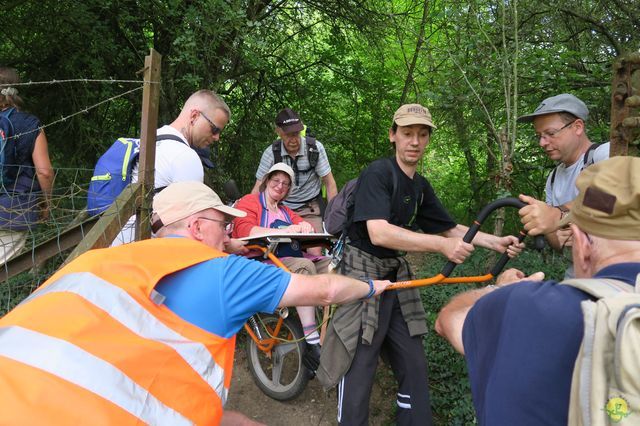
{"left": 259, "top": 192, "right": 269, "bottom": 227}
{"left": 0, "top": 108, "right": 15, "bottom": 119}
{"left": 272, "top": 140, "right": 283, "bottom": 164}
{"left": 156, "top": 133, "right": 188, "bottom": 146}
{"left": 560, "top": 274, "right": 640, "bottom": 299}
{"left": 550, "top": 167, "right": 558, "bottom": 188}
{"left": 305, "top": 135, "right": 318, "bottom": 168}
{"left": 581, "top": 143, "right": 597, "bottom": 170}
{"left": 550, "top": 143, "right": 598, "bottom": 190}
{"left": 387, "top": 157, "right": 399, "bottom": 207}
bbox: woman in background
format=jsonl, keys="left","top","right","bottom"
{"left": 0, "top": 67, "right": 54, "bottom": 264}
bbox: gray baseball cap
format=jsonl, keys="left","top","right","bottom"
{"left": 517, "top": 93, "right": 589, "bottom": 123}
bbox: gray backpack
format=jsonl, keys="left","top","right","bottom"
{"left": 561, "top": 274, "right": 640, "bottom": 425}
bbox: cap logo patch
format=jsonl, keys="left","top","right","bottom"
{"left": 407, "top": 106, "right": 426, "bottom": 114}
{"left": 281, "top": 118, "right": 299, "bottom": 124}
{"left": 583, "top": 186, "right": 616, "bottom": 214}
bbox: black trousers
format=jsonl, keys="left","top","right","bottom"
{"left": 337, "top": 290, "right": 434, "bottom": 425}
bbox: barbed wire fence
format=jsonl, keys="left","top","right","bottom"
{"left": 1, "top": 68, "right": 161, "bottom": 315}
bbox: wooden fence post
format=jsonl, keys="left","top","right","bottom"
{"left": 136, "top": 49, "right": 162, "bottom": 240}
{"left": 610, "top": 52, "right": 640, "bottom": 157}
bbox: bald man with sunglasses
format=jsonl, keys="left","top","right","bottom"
{"left": 112, "top": 89, "right": 232, "bottom": 246}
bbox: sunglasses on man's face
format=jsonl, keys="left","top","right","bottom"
{"left": 199, "top": 110, "right": 223, "bottom": 135}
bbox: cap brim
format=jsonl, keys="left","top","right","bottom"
{"left": 517, "top": 109, "right": 566, "bottom": 123}
{"left": 214, "top": 204, "right": 246, "bottom": 218}
{"left": 279, "top": 122, "right": 304, "bottom": 133}
{"left": 394, "top": 117, "right": 437, "bottom": 129}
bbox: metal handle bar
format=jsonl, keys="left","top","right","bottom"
{"left": 388, "top": 197, "right": 545, "bottom": 290}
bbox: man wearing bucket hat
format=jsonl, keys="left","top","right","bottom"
{"left": 318, "top": 104, "right": 524, "bottom": 425}
{"left": 516, "top": 94, "right": 610, "bottom": 277}
{"left": 436, "top": 156, "right": 640, "bottom": 425}
{"left": 251, "top": 108, "right": 338, "bottom": 247}
{"left": 0, "top": 180, "right": 392, "bottom": 425}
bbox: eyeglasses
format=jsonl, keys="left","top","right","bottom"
{"left": 269, "top": 178, "right": 291, "bottom": 188}
{"left": 533, "top": 120, "right": 576, "bottom": 141}
{"left": 199, "top": 110, "right": 223, "bottom": 135}
{"left": 196, "top": 216, "right": 232, "bottom": 231}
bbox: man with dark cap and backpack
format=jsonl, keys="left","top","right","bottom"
{"left": 436, "top": 155, "right": 640, "bottom": 426}
{"left": 251, "top": 108, "right": 338, "bottom": 253}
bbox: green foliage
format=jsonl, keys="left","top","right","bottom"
{"left": 416, "top": 239, "right": 567, "bottom": 424}
{"left": 1, "top": 0, "right": 638, "bottom": 420}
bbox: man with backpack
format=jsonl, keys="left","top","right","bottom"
{"left": 436, "top": 156, "right": 640, "bottom": 426}
{"left": 516, "top": 94, "right": 609, "bottom": 277}
{"left": 317, "top": 104, "right": 523, "bottom": 425}
{"left": 251, "top": 108, "right": 337, "bottom": 242}
{"left": 105, "top": 89, "right": 231, "bottom": 245}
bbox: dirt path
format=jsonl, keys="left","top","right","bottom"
{"left": 226, "top": 253, "right": 427, "bottom": 425}
{"left": 226, "top": 337, "right": 397, "bottom": 426}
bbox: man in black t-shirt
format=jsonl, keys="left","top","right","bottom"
{"left": 318, "top": 103, "right": 523, "bottom": 426}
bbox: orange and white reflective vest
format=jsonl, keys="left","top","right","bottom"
{"left": 0, "top": 238, "right": 235, "bottom": 425}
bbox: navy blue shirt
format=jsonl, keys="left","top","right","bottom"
{"left": 462, "top": 263, "right": 640, "bottom": 425}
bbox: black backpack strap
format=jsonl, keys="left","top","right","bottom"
{"left": 550, "top": 143, "right": 598, "bottom": 192}
{"left": 272, "top": 139, "right": 283, "bottom": 164}
{"left": 581, "top": 143, "right": 597, "bottom": 170}
{"left": 156, "top": 134, "right": 188, "bottom": 146}
{"left": 388, "top": 157, "right": 399, "bottom": 209}
{"left": 305, "top": 135, "right": 319, "bottom": 169}
{"left": 343, "top": 157, "right": 399, "bottom": 234}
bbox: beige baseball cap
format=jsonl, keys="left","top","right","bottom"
{"left": 152, "top": 181, "right": 246, "bottom": 231}
{"left": 558, "top": 156, "right": 640, "bottom": 240}
{"left": 393, "top": 103, "right": 437, "bottom": 129}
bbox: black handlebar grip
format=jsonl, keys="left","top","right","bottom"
{"left": 440, "top": 197, "right": 544, "bottom": 278}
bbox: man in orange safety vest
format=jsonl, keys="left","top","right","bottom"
{"left": 0, "top": 181, "right": 391, "bottom": 425}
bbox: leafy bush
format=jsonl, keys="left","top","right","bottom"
{"left": 416, "top": 244, "right": 566, "bottom": 425}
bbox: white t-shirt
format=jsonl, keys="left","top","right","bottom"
{"left": 132, "top": 125, "right": 203, "bottom": 186}
{"left": 112, "top": 125, "right": 203, "bottom": 245}
{"left": 545, "top": 142, "right": 610, "bottom": 206}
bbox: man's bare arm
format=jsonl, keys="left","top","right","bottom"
{"left": 279, "top": 273, "right": 391, "bottom": 308}
{"left": 321, "top": 172, "right": 338, "bottom": 201}
{"left": 250, "top": 179, "right": 262, "bottom": 195}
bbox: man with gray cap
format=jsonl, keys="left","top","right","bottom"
{"left": 319, "top": 104, "right": 523, "bottom": 425}
{"left": 436, "top": 156, "right": 640, "bottom": 425}
{"left": 251, "top": 107, "right": 338, "bottom": 245}
{"left": 516, "top": 94, "right": 610, "bottom": 262}
{"left": 0, "top": 180, "right": 392, "bottom": 425}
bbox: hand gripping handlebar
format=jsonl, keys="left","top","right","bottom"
{"left": 387, "top": 197, "right": 545, "bottom": 290}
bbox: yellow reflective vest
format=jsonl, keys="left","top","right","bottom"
{"left": 0, "top": 238, "right": 235, "bottom": 425}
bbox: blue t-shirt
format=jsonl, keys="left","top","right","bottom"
{"left": 155, "top": 254, "right": 290, "bottom": 338}
{"left": 462, "top": 263, "right": 640, "bottom": 425}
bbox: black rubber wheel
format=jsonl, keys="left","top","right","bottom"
{"left": 245, "top": 314, "right": 309, "bottom": 401}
